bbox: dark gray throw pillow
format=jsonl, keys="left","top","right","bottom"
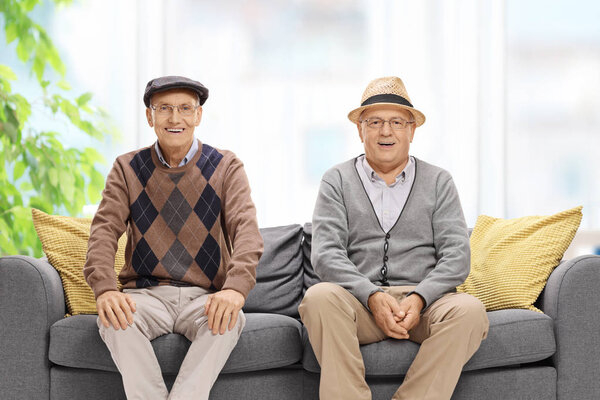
{"left": 302, "top": 223, "right": 321, "bottom": 293}
{"left": 243, "top": 224, "right": 304, "bottom": 317}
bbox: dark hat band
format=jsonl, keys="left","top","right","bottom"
{"left": 361, "top": 93, "right": 413, "bottom": 108}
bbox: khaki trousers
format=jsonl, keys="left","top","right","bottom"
{"left": 299, "top": 282, "right": 489, "bottom": 400}
{"left": 98, "top": 286, "right": 245, "bottom": 400}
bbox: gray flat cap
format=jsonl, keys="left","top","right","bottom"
{"left": 143, "top": 76, "right": 209, "bottom": 107}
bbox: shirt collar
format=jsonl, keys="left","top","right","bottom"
{"left": 361, "top": 155, "right": 413, "bottom": 186}
{"left": 155, "top": 138, "right": 198, "bottom": 168}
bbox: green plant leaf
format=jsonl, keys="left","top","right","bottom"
{"left": 2, "top": 106, "right": 20, "bottom": 143}
{"left": 5, "top": 23, "right": 18, "bottom": 44}
{"left": 0, "top": 218, "right": 19, "bottom": 255}
{"left": 57, "top": 79, "right": 71, "bottom": 90}
{"left": 23, "top": 0, "right": 40, "bottom": 13}
{"left": 83, "top": 147, "right": 103, "bottom": 164}
{"left": 12, "top": 94, "right": 31, "bottom": 129}
{"left": 48, "top": 169, "right": 58, "bottom": 186}
{"left": 47, "top": 46, "right": 65, "bottom": 77}
{"left": 76, "top": 92, "right": 93, "bottom": 107}
{"left": 20, "top": 181, "right": 34, "bottom": 191}
{"left": 59, "top": 169, "right": 75, "bottom": 200}
{"left": 16, "top": 33, "right": 35, "bottom": 62}
{"left": 33, "top": 51, "right": 46, "bottom": 81}
{"left": 60, "top": 99, "right": 81, "bottom": 124}
{"left": 13, "top": 160, "right": 26, "bottom": 180}
{"left": 0, "top": 64, "right": 17, "bottom": 80}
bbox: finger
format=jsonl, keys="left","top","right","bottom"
{"left": 212, "top": 302, "right": 226, "bottom": 335}
{"left": 387, "top": 298, "right": 404, "bottom": 318}
{"left": 126, "top": 294, "right": 136, "bottom": 313}
{"left": 105, "top": 307, "right": 121, "bottom": 330}
{"left": 219, "top": 310, "right": 231, "bottom": 335}
{"left": 387, "top": 321, "right": 408, "bottom": 337}
{"left": 121, "top": 298, "right": 135, "bottom": 326}
{"left": 228, "top": 308, "right": 239, "bottom": 331}
{"left": 382, "top": 309, "right": 400, "bottom": 331}
{"left": 204, "top": 295, "right": 212, "bottom": 316}
{"left": 98, "top": 307, "right": 110, "bottom": 328}
{"left": 401, "top": 313, "right": 420, "bottom": 332}
{"left": 207, "top": 298, "right": 216, "bottom": 331}
{"left": 386, "top": 329, "right": 409, "bottom": 340}
{"left": 112, "top": 302, "right": 129, "bottom": 330}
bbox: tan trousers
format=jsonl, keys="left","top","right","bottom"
{"left": 299, "top": 282, "right": 489, "bottom": 400}
{"left": 98, "top": 286, "right": 245, "bottom": 400}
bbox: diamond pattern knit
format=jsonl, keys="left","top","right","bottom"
{"left": 84, "top": 140, "right": 263, "bottom": 299}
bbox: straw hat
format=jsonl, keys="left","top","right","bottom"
{"left": 347, "top": 76, "right": 426, "bottom": 127}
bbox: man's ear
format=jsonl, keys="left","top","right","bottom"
{"left": 409, "top": 125, "right": 416, "bottom": 143}
{"left": 357, "top": 123, "right": 364, "bottom": 143}
{"left": 146, "top": 108, "right": 153, "bottom": 127}
{"left": 194, "top": 106, "right": 203, "bottom": 127}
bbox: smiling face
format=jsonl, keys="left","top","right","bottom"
{"left": 357, "top": 105, "right": 416, "bottom": 176}
{"left": 146, "top": 88, "right": 202, "bottom": 157}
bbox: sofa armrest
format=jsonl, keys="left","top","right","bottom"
{"left": 0, "top": 255, "right": 66, "bottom": 399}
{"left": 540, "top": 255, "right": 600, "bottom": 400}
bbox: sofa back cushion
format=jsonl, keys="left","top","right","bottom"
{"left": 301, "top": 223, "right": 321, "bottom": 292}
{"left": 243, "top": 224, "right": 304, "bottom": 317}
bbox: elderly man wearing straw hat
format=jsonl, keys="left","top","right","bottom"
{"left": 299, "top": 76, "right": 489, "bottom": 400}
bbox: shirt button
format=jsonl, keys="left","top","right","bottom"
{"left": 386, "top": 233, "right": 390, "bottom": 239}
{"left": 384, "top": 256, "right": 388, "bottom": 262}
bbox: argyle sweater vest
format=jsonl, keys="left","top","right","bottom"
{"left": 84, "top": 140, "right": 263, "bottom": 299}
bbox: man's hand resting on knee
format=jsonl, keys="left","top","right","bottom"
{"left": 97, "top": 291, "right": 137, "bottom": 330}
{"left": 205, "top": 289, "right": 245, "bottom": 335}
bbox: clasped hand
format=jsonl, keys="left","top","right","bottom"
{"left": 367, "top": 291, "right": 424, "bottom": 340}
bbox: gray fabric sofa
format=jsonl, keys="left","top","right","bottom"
{"left": 1, "top": 223, "right": 600, "bottom": 399}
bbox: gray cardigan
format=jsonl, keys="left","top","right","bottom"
{"left": 311, "top": 156, "right": 470, "bottom": 309}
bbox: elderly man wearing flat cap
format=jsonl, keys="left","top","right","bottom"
{"left": 299, "top": 76, "right": 489, "bottom": 400}
{"left": 84, "top": 76, "right": 263, "bottom": 400}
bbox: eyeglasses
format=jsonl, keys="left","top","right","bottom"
{"left": 381, "top": 236, "right": 390, "bottom": 286}
{"left": 150, "top": 103, "right": 198, "bottom": 116}
{"left": 361, "top": 118, "right": 414, "bottom": 131}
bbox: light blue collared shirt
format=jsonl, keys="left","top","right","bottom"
{"left": 155, "top": 139, "right": 199, "bottom": 168}
{"left": 355, "top": 155, "right": 415, "bottom": 232}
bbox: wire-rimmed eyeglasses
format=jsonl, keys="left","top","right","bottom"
{"left": 150, "top": 103, "right": 199, "bottom": 116}
{"left": 360, "top": 118, "right": 415, "bottom": 131}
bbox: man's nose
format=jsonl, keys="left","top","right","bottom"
{"left": 168, "top": 107, "right": 182, "bottom": 122}
{"left": 381, "top": 121, "right": 393, "bottom": 134}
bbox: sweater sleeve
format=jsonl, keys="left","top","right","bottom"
{"left": 312, "top": 171, "right": 383, "bottom": 309}
{"left": 219, "top": 156, "right": 263, "bottom": 299}
{"left": 83, "top": 160, "right": 130, "bottom": 299}
{"left": 412, "top": 172, "right": 470, "bottom": 308}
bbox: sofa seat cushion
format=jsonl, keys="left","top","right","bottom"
{"left": 303, "top": 309, "right": 555, "bottom": 376}
{"left": 50, "top": 313, "right": 303, "bottom": 374}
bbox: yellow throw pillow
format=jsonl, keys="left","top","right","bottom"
{"left": 32, "top": 208, "right": 127, "bottom": 316}
{"left": 457, "top": 206, "right": 582, "bottom": 312}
